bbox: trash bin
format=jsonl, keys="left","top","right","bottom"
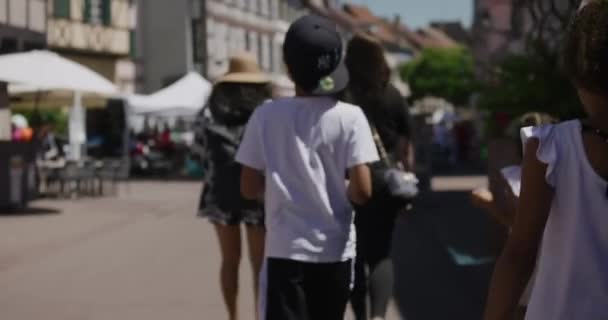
{"left": 0, "top": 141, "right": 37, "bottom": 211}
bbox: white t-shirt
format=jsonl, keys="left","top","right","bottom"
{"left": 236, "top": 97, "right": 379, "bottom": 263}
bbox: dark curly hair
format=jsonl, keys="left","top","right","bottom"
{"left": 207, "top": 82, "right": 272, "bottom": 127}
{"left": 562, "top": 0, "right": 608, "bottom": 95}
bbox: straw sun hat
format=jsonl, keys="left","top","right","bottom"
{"left": 216, "top": 53, "right": 270, "bottom": 84}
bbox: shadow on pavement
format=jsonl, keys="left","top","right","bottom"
{"left": 392, "top": 190, "right": 505, "bottom": 320}
{"left": 0, "top": 206, "right": 62, "bottom": 217}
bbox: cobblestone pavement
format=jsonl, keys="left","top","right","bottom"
{"left": 0, "top": 176, "right": 491, "bottom": 320}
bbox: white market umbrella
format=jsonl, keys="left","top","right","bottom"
{"left": 0, "top": 50, "right": 119, "bottom": 160}
{"left": 128, "top": 72, "right": 211, "bottom": 117}
{"left": 0, "top": 50, "right": 117, "bottom": 95}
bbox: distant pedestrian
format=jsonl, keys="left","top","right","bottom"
{"left": 236, "top": 15, "right": 378, "bottom": 320}
{"left": 345, "top": 34, "right": 415, "bottom": 320}
{"left": 194, "top": 53, "right": 272, "bottom": 320}
{"left": 484, "top": 2, "right": 608, "bottom": 320}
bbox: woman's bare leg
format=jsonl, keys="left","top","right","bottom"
{"left": 214, "top": 224, "right": 242, "bottom": 320}
{"left": 246, "top": 225, "right": 265, "bottom": 320}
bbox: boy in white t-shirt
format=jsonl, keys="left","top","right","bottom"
{"left": 235, "top": 15, "right": 379, "bottom": 320}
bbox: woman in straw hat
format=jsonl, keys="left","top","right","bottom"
{"left": 194, "top": 53, "right": 271, "bottom": 320}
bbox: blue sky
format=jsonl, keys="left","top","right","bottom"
{"left": 346, "top": 0, "right": 473, "bottom": 29}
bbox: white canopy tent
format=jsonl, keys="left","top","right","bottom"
{"left": 0, "top": 50, "right": 118, "bottom": 160}
{"left": 128, "top": 72, "right": 212, "bottom": 117}
{"left": 0, "top": 51, "right": 117, "bottom": 94}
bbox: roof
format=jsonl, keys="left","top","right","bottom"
{"left": 393, "top": 23, "right": 428, "bottom": 49}
{"left": 430, "top": 21, "right": 471, "bottom": 44}
{"left": 342, "top": 4, "right": 379, "bottom": 25}
{"left": 297, "top": 2, "right": 460, "bottom": 53}
{"left": 293, "top": 0, "right": 360, "bottom": 33}
{"left": 342, "top": 4, "right": 415, "bottom": 53}
{"left": 417, "top": 27, "right": 460, "bottom": 48}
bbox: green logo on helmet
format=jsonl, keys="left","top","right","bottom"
{"left": 319, "top": 77, "right": 335, "bottom": 92}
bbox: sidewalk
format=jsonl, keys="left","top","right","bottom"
{"left": 0, "top": 176, "right": 494, "bottom": 320}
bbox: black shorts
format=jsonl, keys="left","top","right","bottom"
{"left": 261, "top": 258, "right": 352, "bottom": 320}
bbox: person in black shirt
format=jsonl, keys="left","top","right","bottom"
{"left": 346, "top": 34, "right": 415, "bottom": 320}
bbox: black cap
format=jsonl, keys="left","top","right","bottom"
{"left": 283, "top": 15, "right": 349, "bottom": 96}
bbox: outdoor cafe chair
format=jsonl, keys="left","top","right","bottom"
{"left": 97, "top": 159, "right": 130, "bottom": 196}
{"left": 58, "top": 161, "right": 81, "bottom": 198}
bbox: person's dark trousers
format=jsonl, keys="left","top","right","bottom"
{"left": 351, "top": 255, "right": 394, "bottom": 320}
{"left": 351, "top": 206, "right": 397, "bottom": 320}
{"left": 264, "top": 258, "right": 352, "bottom": 320}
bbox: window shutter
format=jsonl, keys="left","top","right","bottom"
{"left": 83, "top": 0, "right": 110, "bottom": 25}
{"left": 130, "top": 30, "right": 136, "bottom": 58}
{"left": 54, "top": 0, "right": 71, "bottom": 19}
{"left": 102, "top": 0, "right": 111, "bottom": 26}
{"left": 83, "top": 0, "right": 91, "bottom": 22}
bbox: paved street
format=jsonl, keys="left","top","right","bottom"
{"left": 0, "top": 176, "right": 493, "bottom": 320}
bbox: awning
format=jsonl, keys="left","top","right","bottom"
{"left": 127, "top": 72, "right": 212, "bottom": 117}
{"left": 0, "top": 50, "right": 119, "bottom": 160}
{"left": 0, "top": 50, "right": 117, "bottom": 95}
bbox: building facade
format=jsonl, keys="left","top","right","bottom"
{"left": 205, "top": 0, "right": 304, "bottom": 81}
{"left": 47, "top": 0, "right": 137, "bottom": 93}
{"left": 0, "top": 0, "right": 47, "bottom": 53}
{"left": 138, "top": 0, "right": 203, "bottom": 93}
{"left": 138, "top": 0, "right": 304, "bottom": 94}
{"left": 471, "top": 0, "right": 573, "bottom": 78}
{"left": 0, "top": 0, "right": 48, "bottom": 139}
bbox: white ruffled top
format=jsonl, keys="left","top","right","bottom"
{"left": 520, "top": 120, "right": 608, "bottom": 320}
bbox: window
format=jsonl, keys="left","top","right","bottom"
{"left": 270, "top": 0, "right": 279, "bottom": 19}
{"left": 261, "top": 0, "right": 269, "bottom": 16}
{"left": 248, "top": 31, "right": 258, "bottom": 62}
{"left": 280, "top": 1, "right": 288, "bottom": 20}
{"left": 192, "top": 19, "right": 203, "bottom": 63}
{"left": 191, "top": 0, "right": 201, "bottom": 19}
{"left": 24, "top": 41, "right": 45, "bottom": 51}
{"left": 248, "top": 0, "right": 258, "bottom": 14}
{"left": 129, "top": 30, "right": 136, "bottom": 58}
{"left": 84, "top": 0, "right": 111, "bottom": 26}
{"left": 0, "top": 37, "right": 18, "bottom": 54}
{"left": 54, "top": 0, "right": 71, "bottom": 19}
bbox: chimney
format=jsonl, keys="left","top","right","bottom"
{"left": 393, "top": 14, "right": 401, "bottom": 26}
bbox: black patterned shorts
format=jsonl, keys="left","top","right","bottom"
{"left": 198, "top": 204, "right": 264, "bottom": 227}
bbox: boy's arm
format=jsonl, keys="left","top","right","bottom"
{"left": 347, "top": 164, "right": 372, "bottom": 205}
{"left": 345, "top": 109, "right": 380, "bottom": 205}
{"left": 241, "top": 166, "right": 265, "bottom": 201}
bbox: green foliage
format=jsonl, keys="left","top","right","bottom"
{"left": 401, "top": 47, "right": 477, "bottom": 106}
{"left": 14, "top": 109, "right": 69, "bottom": 135}
{"left": 477, "top": 46, "right": 583, "bottom": 121}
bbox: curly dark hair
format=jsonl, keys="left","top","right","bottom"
{"left": 562, "top": 0, "right": 608, "bottom": 95}
{"left": 207, "top": 82, "right": 272, "bottom": 127}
